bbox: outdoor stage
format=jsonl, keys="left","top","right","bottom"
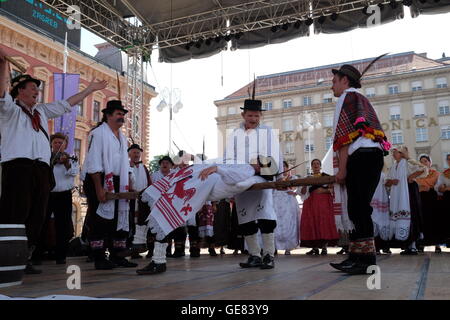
{"left": 1, "top": 248, "right": 449, "bottom": 300}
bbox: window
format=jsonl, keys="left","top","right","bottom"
{"left": 282, "top": 119, "right": 294, "bottom": 132}
{"left": 442, "top": 126, "right": 450, "bottom": 140}
{"left": 77, "top": 100, "right": 84, "bottom": 117}
{"left": 413, "top": 103, "right": 426, "bottom": 117}
{"left": 322, "top": 93, "right": 333, "bottom": 103}
{"left": 438, "top": 100, "right": 450, "bottom": 115}
{"left": 227, "top": 107, "right": 236, "bottom": 115}
{"left": 388, "top": 84, "right": 399, "bottom": 95}
{"left": 37, "top": 80, "right": 45, "bottom": 103}
{"left": 283, "top": 99, "right": 292, "bottom": 109}
{"left": 416, "top": 128, "right": 428, "bottom": 142}
{"left": 365, "top": 87, "right": 376, "bottom": 97}
{"left": 391, "top": 130, "right": 403, "bottom": 145}
{"left": 411, "top": 81, "right": 423, "bottom": 91}
{"left": 325, "top": 136, "right": 333, "bottom": 150}
{"left": 284, "top": 141, "right": 294, "bottom": 155}
{"left": 74, "top": 138, "right": 82, "bottom": 161}
{"left": 93, "top": 100, "right": 101, "bottom": 122}
{"left": 264, "top": 101, "right": 273, "bottom": 111}
{"left": 436, "top": 77, "right": 448, "bottom": 88}
{"left": 390, "top": 106, "right": 401, "bottom": 120}
{"left": 304, "top": 141, "right": 315, "bottom": 152}
{"left": 323, "top": 113, "right": 333, "bottom": 127}
{"left": 303, "top": 96, "right": 312, "bottom": 106}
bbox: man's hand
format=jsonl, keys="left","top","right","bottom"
{"left": 199, "top": 166, "right": 217, "bottom": 181}
{"left": 335, "top": 169, "right": 346, "bottom": 185}
{"left": 87, "top": 79, "right": 108, "bottom": 93}
{"left": 95, "top": 187, "right": 107, "bottom": 203}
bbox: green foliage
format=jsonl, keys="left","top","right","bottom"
{"left": 149, "top": 154, "right": 169, "bottom": 173}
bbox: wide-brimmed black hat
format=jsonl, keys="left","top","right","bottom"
{"left": 101, "top": 100, "right": 128, "bottom": 114}
{"left": 10, "top": 74, "right": 41, "bottom": 98}
{"left": 159, "top": 156, "right": 174, "bottom": 166}
{"left": 332, "top": 64, "right": 362, "bottom": 88}
{"left": 127, "top": 143, "right": 143, "bottom": 152}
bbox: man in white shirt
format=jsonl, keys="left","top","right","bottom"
{"left": 82, "top": 100, "right": 138, "bottom": 270}
{"left": 33, "top": 133, "right": 79, "bottom": 265}
{"left": 0, "top": 49, "right": 107, "bottom": 274}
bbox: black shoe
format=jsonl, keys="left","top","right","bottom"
{"left": 208, "top": 248, "right": 218, "bottom": 256}
{"left": 336, "top": 248, "right": 347, "bottom": 255}
{"left": 382, "top": 249, "right": 392, "bottom": 254}
{"left": 94, "top": 259, "right": 116, "bottom": 270}
{"left": 260, "top": 254, "right": 275, "bottom": 269}
{"left": 306, "top": 248, "right": 319, "bottom": 255}
{"left": 330, "top": 258, "right": 354, "bottom": 271}
{"left": 321, "top": 249, "right": 328, "bottom": 255}
{"left": 111, "top": 257, "right": 138, "bottom": 268}
{"left": 190, "top": 248, "right": 201, "bottom": 258}
{"left": 239, "top": 255, "right": 262, "bottom": 268}
{"left": 220, "top": 248, "right": 225, "bottom": 255}
{"left": 335, "top": 261, "right": 371, "bottom": 275}
{"left": 136, "top": 261, "right": 167, "bottom": 275}
{"left": 171, "top": 249, "right": 185, "bottom": 258}
{"left": 435, "top": 246, "right": 442, "bottom": 254}
{"left": 400, "top": 249, "right": 418, "bottom": 255}
{"left": 24, "top": 263, "right": 42, "bottom": 275}
{"left": 56, "top": 259, "right": 66, "bottom": 265}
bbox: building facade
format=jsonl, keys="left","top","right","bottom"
{"left": 215, "top": 52, "right": 450, "bottom": 176}
{"left": 0, "top": 15, "right": 157, "bottom": 235}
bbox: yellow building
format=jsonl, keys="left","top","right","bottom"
{"left": 0, "top": 14, "right": 157, "bottom": 235}
{"left": 215, "top": 52, "right": 450, "bottom": 175}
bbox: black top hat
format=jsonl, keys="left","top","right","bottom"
{"left": 10, "top": 74, "right": 41, "bottom": 98}
{"left": 159, "top": 156, "right": 174, "bottom": 166}
{"left": 241, "top": 99, "right": 265, "bottom": 111}
{"left": 332, "top": 64, "right": 362, "bottom": 88}
{"left": 127, "top": 144, "right": 143, "bottom": 152}
{"left": 101, "top": 100, "right": 128, "bottom": 114}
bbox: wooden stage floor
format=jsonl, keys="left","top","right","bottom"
{"left": 1, "top": 247, "right": 450, "bottom": 300}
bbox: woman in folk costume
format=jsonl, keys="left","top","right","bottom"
{"left": 370, "top": 169, "right": 391, "bottom": 254}
{"left": 385, "top": 147, "right": 425, "bottom": 255}
{"left": 83, "top": 100, "right": 138, "bottom": 270}
{"left": 223, "top": 79, "right": 283, "bottom": 270}
{"left": 197, "top": 201, "right": 219, "bottom": 256}
{"left": 328, "top": 55, "right": 391, "bottom": 275}
{"left": 299, "top": 159, "right": 338, "bottom": 255}
{"left": 273, "top": 161, "right": 300, "bottom": 255}
{"left": 415, "top": 155, "right": 443, "bottom": 253}
{"left": 435, "top": 154, "right": 450, "bottom": 245}
{"left": 136, "top": 157, "right": 277, "bottom": 275}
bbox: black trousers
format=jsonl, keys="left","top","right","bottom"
{"left": 35, "top": 190, "right": 74, "bottom": 260}
{"left": 0, "top": 158, "right": 51, "bottom": 248}
{"left": 240, "top": 219, "right": 277, "bottom": 236}
{"left": 83, "top": 174, "right": 128, "bottom": 251}
{"left": 345, "top": 148, "right": 384, "bottom": 241}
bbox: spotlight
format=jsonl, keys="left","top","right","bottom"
{"left": 294, "top": 20, "right": 302, "bottom": 28}
{"left": 271, "top": 25, "right": 278, "bottom": 32}
{"left": 331, "top": 12, "right": 338, "bottom": 21}
{"left": 389, "top": 0, "right": 398, "bottom": 9}
{"left": 318, "top": 16, "right": 326, "bottom": 24}
{"left": 305, "top": 18, "right": 313, "bottom": 26}
{"left": 281, "top": 23, "right": 290, "bottom": 31}
{"left": 402, "top": 0, "right": 413, "bottom": 6}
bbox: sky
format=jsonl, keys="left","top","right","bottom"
{"left": 80, "top": 9, "right": 450, "bottom": 161}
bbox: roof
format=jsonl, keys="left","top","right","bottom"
{"left": 222, "top": 52, "right": 446, "bottom": 101}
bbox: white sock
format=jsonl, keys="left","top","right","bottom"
{"left": 245, "top": 234, "right": 261, "bottom": 257}
{"left": 153, "top": 242, "right": 168, "bottom": 264}
{"left": 262, "top": 233, "right": 275, "bottom": 257}
{"left": 132, "top": 225, "right": 148, "bottom": 245}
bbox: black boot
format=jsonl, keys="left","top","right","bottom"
{"left": 94, "top": 250, "right": 115, "bottom": 270}
{"left": 136, "top": 261, "right": 167, "bottom": 275}
{"left": 172, "top": 241, "right": 185, "bottom": 258}
{"left": 239, "top": 255, "right": 262, "bottom": 268}
{"left": 260, "top": 254, "right": 275, "bottom": 269}
{"left": 208, "top": 247, "right": 218, "bottom": 256}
